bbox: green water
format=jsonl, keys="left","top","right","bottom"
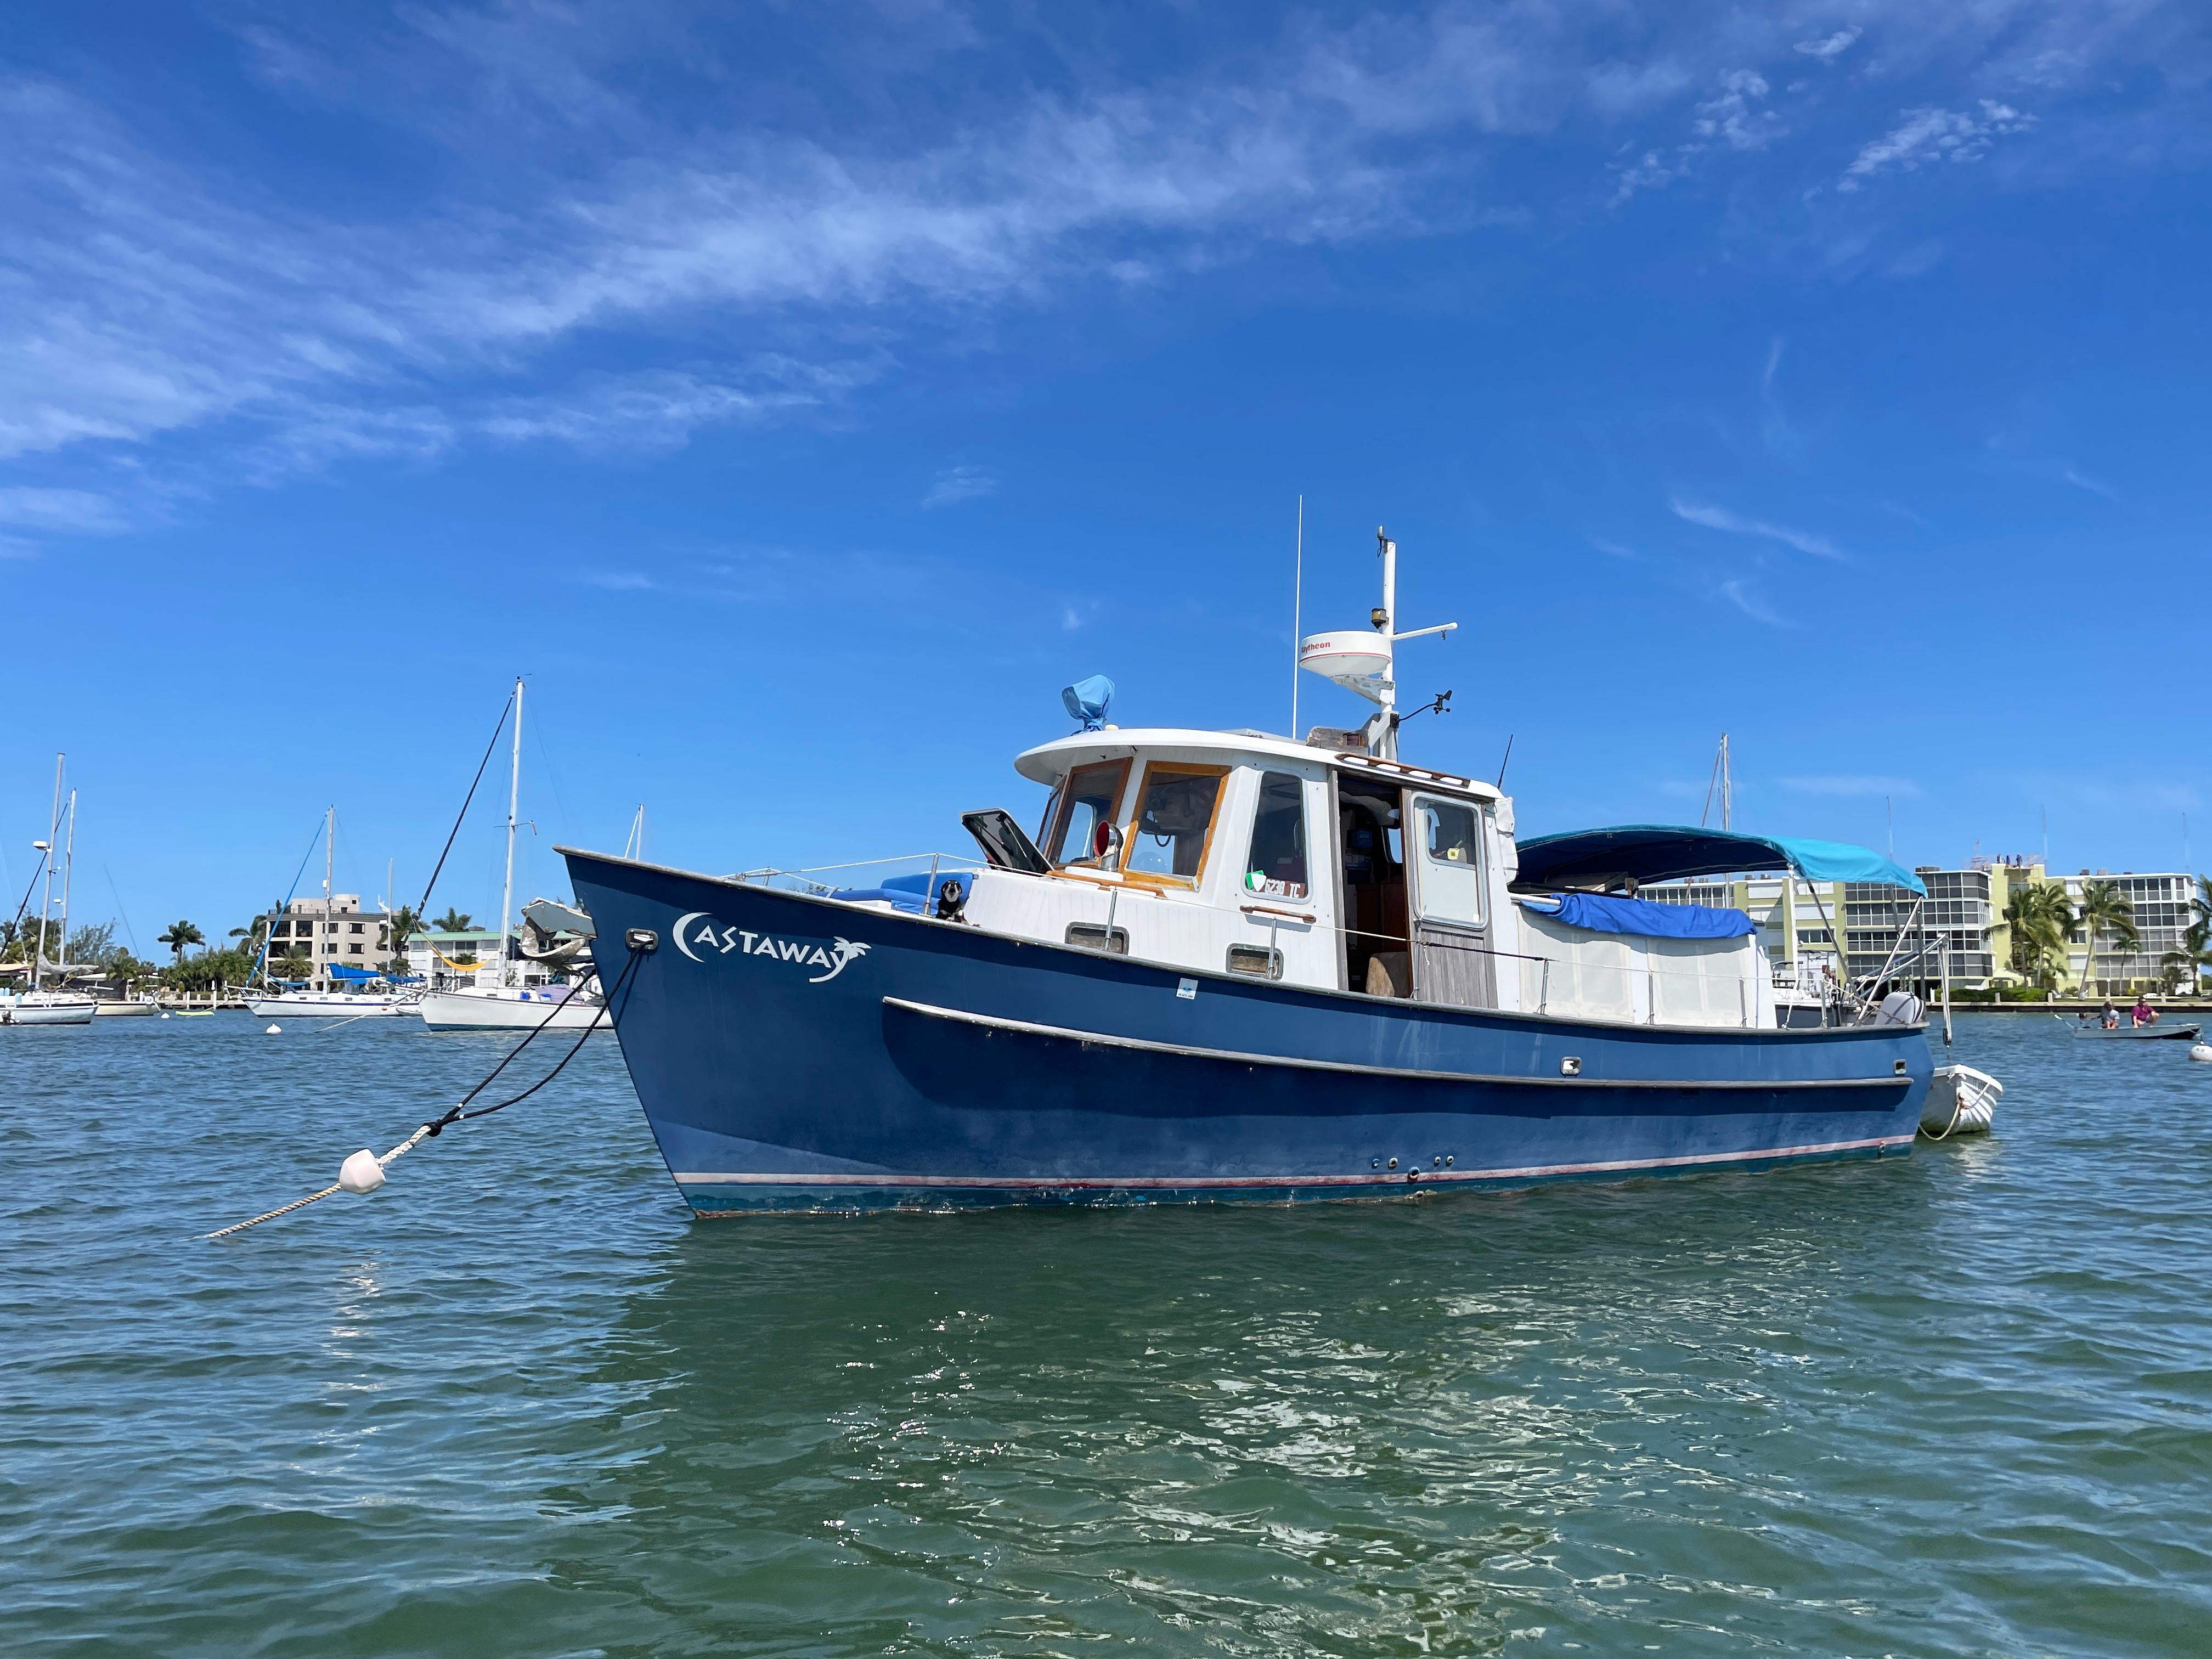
{"left": 4, "top": 1014, "right": 2208, "bottom": 1656}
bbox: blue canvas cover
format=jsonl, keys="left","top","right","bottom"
{"left": 326, "top": 963, "right": 385, "bottom": 981}
{"left": 1519, "top": 892, "right": 1757, "bottom": 939}
{"left": 1512, "top": 825, "right": 1926, "bottom": 896}
{"left": 831, "top": 870, "right": 975, "bottom": 915}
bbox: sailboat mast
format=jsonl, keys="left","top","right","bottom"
{"left": 34, "top": 753, "right": 60, "bottom": 992}
{"left": 1721, "top": 734, "right": 1732, "bottom": 832}
{"left": 498, "top": 677, "right": 523, "bottom": 991}
{"left": 323, "top": 805, "right": 334, "bottom": 989}
{"left": 59, "top": 789, "right": 76, "bottom": 968}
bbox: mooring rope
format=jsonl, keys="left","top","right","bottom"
{"left": 204, "top": 946, "right": 642, "bottom": 1240}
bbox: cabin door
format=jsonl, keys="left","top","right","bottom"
{"left": 1406, "top": 794, "right": 1496, "bottom": 1008}
{"left": 1334, "top": 775, "right": 1411, "bottom": 996}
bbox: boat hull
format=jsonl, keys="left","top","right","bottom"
{"left": 417, "top": 987, "right": 605, "bottom": 1030}
{"left": 3, "top": 995, "right": 98, "bottom": 1026}
{"left": 565, "top": 850, "right": 1931, "bottom": 1215}
{"left": 2072, "top": 1022, "right": 2202, "bottom": 1041}
{"left": 244, "top": 995, "right": 409, "bottom": 1018}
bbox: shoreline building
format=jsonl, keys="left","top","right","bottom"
{"left": 264, "top": 895, "right": 394, "bottom": 991}
{"left": 405, "top": 924, "right": 574, "bottom": 991}
{"left": 1646, "top": 859, "right": 2201, "bottom": 995}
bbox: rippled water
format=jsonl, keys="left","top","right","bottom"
{"left": 5, "top": 1013, "right": 2209, "bottom": 1656}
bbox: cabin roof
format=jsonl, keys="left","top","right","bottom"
{"left": 1013, "top": 727, "right": 1500, "bottom": 802}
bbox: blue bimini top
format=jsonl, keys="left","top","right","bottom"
{"left": 1517, "top": 891, "right": 1757, "bottom": 939}
{"left": 1511, "top": 825, "right": 1926, "bottom": 897}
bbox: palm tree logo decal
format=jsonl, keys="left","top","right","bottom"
{"left": 811, "top": 938, "right": 871, "bottom": 984}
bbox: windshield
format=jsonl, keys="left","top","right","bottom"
{"left": 1122, "top": 765, "right": 1226, "bottom": 883}
{"left": 1045, "top": 760, "right": 1130, "bottom": 865}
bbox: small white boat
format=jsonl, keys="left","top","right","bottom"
{"left": 244, "top": 989, "right": 412, "bottom": 1019}
{"left": 417, "top": 981, "right": 605, "bottom": 1031}
{"left": 3, "top": 989, "right": 99, "bottom": 1026}
{"left": 93, "top": 997, "right": 159, "bottom": 1017}
{"left": 1921, "top": 1064, "right": 2002, "bottom": 1137}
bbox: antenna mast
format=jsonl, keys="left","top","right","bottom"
{"left": 498, "top": 676, "right": 524, "bottom": 992}
{"left": 1290, "top": 495, "right": 1303, "bottom": 741}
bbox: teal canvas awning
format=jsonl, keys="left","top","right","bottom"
{"left": 1513, "top": 825, "right": 1926, "bottom": 897}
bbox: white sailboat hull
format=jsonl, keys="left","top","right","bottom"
{"left": 245, "top": 992, "right": 411, "bottom": 1018}
{"left": 3, "top": 992, "right": 98, "bottom": 1025}
{"left": 417, "top": 986, "right": 605, "bottom": 1031}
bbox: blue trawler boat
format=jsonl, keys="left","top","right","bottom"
{"left": 562, "top": 533, "right": 1933, "bottom": 1214}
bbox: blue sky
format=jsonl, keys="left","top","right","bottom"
{"left": 4, "top": 1, "right": 2209, "bottom": 943}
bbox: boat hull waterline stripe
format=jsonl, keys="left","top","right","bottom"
{"left": 673, "top": 1133, "right": 1913, "bottom": 1191}
{"left": 879, "top": 996, "right": 1911, "bottom": 1093}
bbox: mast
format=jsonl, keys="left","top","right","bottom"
{"left": 59, "top": 788, "right": 76, "bottom": 970}
{"left": 34, "top": 753, "right": 61, "bottom": 992}
{"left": 498, "top": 676, "right": 523, "bottom": 991}
{"left": 323, "top": 805, "right": 334, "bottom": 990}
{"left": 1721, "top": 734, "right": 1732, "bottom": 831}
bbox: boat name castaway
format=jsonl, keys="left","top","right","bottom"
{"left": 671, "top": 911, "right": 871, "bottom": 983}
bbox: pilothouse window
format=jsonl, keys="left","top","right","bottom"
{"left": 1122, "top": 765, "right": 1226, "bottom": 883}
{"left": 1045, "top": 760, "right": 1131, "bottom": 866}
{"left": 1244, "top": 772, "right": 1309, "bottom": 899}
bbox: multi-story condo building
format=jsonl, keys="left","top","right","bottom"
{"left": 263, "top": 895, "right": 394, "bottom": 990}
{"left": 1644, "top": 859, "right": 2201, "bottom": 994}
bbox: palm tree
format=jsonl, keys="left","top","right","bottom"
{"left": 388, "top": 905, "right": 421, "bottom": 951}
{"left": 2073, "top": 878, "right": 2138, "bottom": 995}
{"left": 156, "top": 919, "right": 204, "bottom": 963}
{"left": 432, "top": 908, "right": 472, "bottom": 933}
{"left": 2004, "top": 883, "right": 2072, "bottom": 990}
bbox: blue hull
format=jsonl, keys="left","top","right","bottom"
{"left": 564, "top": 850, "right": 1928, "bottom": 1215}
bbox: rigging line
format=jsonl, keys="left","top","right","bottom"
{"left": 413, "top": 688, "right": 514, "bottom": 924}
{"left": 455, "top": 953, "right": 641, "bottom": 1123}
{"left": 102, "top": 864, "right": 140, "bottom": 955}
{"left": 524, "top": 693, "right": 574, "bottom": 848}
{"left": 249, "top": 821, "right": 329, "bottom": 986}
{"left": 8, "top": 851, "right": 47, "bottom": 934}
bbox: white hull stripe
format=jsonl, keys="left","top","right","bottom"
{"left": 672, "top": 1133, "right": 1914, "bottom": 1190}
{"left": 880, "top": 997, "right": 1911, "bottom": 1092}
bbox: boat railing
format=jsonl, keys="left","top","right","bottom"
{"left": 730, "top": 851, "right": 986, "bottom": 899}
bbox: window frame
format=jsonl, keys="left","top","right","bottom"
{"left": 1043, "top": 758, "right": 1132, "bottom": 868}
{"left": 1407, "top": 792, "right": 1488, "bottom": 932}
{"left": 1118, "top": 761, "right": 1231, "bottom": 890}
{"left": 1240, "top": 769, "right": 1314, "bottom": 902}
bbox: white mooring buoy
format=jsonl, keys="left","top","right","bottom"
{"left": 266, "top": 1023, "right": 282, "bottom": 1035}
{"left": 2191, "top": 1043, "right": 2212, "bottom": 1063}
{"left": 337, "top": 1149, "right": 387, "bottom": 1194}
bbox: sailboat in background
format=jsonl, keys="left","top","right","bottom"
{"left": 244, "top": 808, "right": 412, "bottom": 1019}
{"left": 419, "top": 679, "right": 607, "bottom": 1032}
{"left": 3, "top": 755, "right": 97, "bottom": 1026}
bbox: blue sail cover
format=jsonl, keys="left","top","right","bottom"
{"left": 1513, "top": 825, "right": 1927, "bottom": 897}
{"left": 1520, "top": 892, "right": 1756, "bottom": 939}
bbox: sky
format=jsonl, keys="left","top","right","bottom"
{"left": 4, "top": 0, "right": 2209, "bottom": 946}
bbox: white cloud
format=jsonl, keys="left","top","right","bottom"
{"left": 1691, "top": 70, "right": 1781, "bottom": 152}
{"left": 923, "top": 464, "right": 998, "bottom": 509}
{"left": 1780, "top": 775, "right": 1922, "bottom": 797}
{"left": 0, "top": 0, "right": 2192, "bottom": 530}
{"left": 1795, "top": 29, "right": 1863, "bottom": 62}
{"left": 1839, "top": 100, "right": 2036, "bottom": 189}
{"left": 1672, "top": 498, "right": 1848, "bottom": 561}
{"left": 0, "top": 487, "right": 129, "bottom": 533}
{"left": 2060, "top": 464, "right": 2118, "bottom": 501}
{"left": 1716, "top": 578, "right": 1793, "bottom": 628}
